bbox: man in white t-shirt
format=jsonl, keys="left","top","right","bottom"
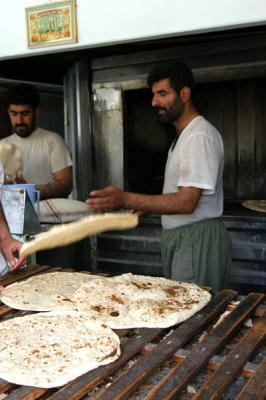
{"left": 1, "top": 84, "right": 72, "bottom": 200}
{"left": 0, "top": 163, "right": 25, "bottom": 275}
{"left": 86, "top": 61, "right": 232, "bottom": 292}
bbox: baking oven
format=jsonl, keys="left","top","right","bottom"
{"left": 88, "top": 30, "right": 266, "bottom": 292}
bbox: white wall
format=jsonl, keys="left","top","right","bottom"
{"left": 1, "top": 0, "right": 266, "bottom": 59}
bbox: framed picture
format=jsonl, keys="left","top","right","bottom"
{"left": 26, "top": 0, "right": 77, "bottom": 49}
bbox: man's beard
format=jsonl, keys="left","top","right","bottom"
{"left": 156, "top": 102, "right": 183, "bottom": 124}
{"left": 14, "top": 124, "right": 34, "bottom": 138}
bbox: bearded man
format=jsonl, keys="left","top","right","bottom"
{"left": 87, "top": 61, "right": 232, "bottom": 292}
{"left": 1, "top": 83, "right": 72, "bottom": 200}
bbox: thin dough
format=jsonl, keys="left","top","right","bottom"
{"left": 0, "top": 142, "right": 22, "bottom": 181}
{"left": 20, "top": 212, "right": 138, "bottom": 257}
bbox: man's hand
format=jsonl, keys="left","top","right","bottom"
{"left": 86, "top": 185, "right": 125, "bottom": 212}
{"left": 4, "top": 171, "right": 27, "bottom": 185}
{"left": 0, "top": 236, "right": 26, "bottom": 272}
{"left": 0, "top": 203, "right": 26, "bottom": 273}
{"left": 14, "top": 171, "right": 27, "bottom": 184}
{"left": 9, "top": 171, "right": 28, "bottom": 184}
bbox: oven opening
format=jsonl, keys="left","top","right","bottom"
{"left": 123, "top": 77, "right": 266, "bottom": 208}
{"left": 123, "top": 88, "right": 174, "bottom": 194}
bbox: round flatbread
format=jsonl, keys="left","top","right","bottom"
{"left": 0, "top": 271, "right": 99, "bottom": 311}
{"left": 71, "top": 273, "right": 212, "bottom": 329}
{"left": 20, "top": 212, "right": 138, "bottom": 257}
{"left": 0, "top": 310, "right": 120, "bottom": 388}
{"left": 242, "top": 200, "right": 266, "bottom": 213}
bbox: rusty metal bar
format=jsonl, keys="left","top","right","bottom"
{"left": 3, "top": 386, "right": 47, "bottom": 400}
{"left": 92, "top": 289, "right": 237, "bottom": 400}
{"left": 0, "top": 304, "right": 13, "bottom": 318}
{"left": 227, "top": 302, "right": 266, "bottom": 318}
{"left": 193, "top": 314, "right": 266, "bottom": 399}
{"left": 235, "top": 356, "right": 266, "bottom": 400}
{"left": 141, "top": 345, "right": 260, "bottom": 378}
{"left": 146, "top": 292, "right": 265, "bottom": 400}
{"left": 0, "top": 378, "right": 12, "bottom": 394}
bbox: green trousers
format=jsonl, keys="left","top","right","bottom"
{"left": 161, "top": 219, "right": 232, "bottom": 292}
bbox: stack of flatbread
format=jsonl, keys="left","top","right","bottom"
{"left": 0, "top": 271, "right": 211, "bottom": 388}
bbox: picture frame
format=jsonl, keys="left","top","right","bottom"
{"left": 26, "top": 0, "right": 77, "bottom": 49}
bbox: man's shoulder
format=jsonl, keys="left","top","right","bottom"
{"left": 190, "top": 115, "right": 216, "bottom": 131}
{"left": 35, "top": 127, "right": 61, "bottom": 138}
{"left": 34, "top": 128, "right": 67, "bottom": 144}
{"left": 187, "top": 116, "right": 222, "bottom": 141}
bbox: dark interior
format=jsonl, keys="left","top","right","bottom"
{"left": 124, "top": 77, "right": 266, "bottom": 204}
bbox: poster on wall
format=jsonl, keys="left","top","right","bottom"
{"left": 26, "top": 0, "right": 77, "bottom": 49}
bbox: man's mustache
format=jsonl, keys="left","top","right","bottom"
{"left": 155, "top": 106, "right": 167, "bottom": 112}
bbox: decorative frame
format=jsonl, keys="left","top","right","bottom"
{"left": 26, "top": 0, "right": 77, "bottom": 49}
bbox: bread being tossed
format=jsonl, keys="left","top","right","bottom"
{"left": 0, "top": 143, "right": 22, "bottom": 182}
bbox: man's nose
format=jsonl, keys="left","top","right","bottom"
{"left": 152, "top": 95, "right": 159, "bottom": 107}
{"left": 15, "top": 114, "right": 23, "bottom": 123}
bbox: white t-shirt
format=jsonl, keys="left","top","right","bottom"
{"left": 162, "top": 116, "right": 224, "bottom": 229}
{"left": 0, "top": 163, "right": 9, "bottom": 275}
{"left": 1, "top": 128, "right": 72, "bottom": 185}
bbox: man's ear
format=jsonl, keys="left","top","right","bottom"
{"left": 180, "top": 86, "right": 191, "bottom": 103}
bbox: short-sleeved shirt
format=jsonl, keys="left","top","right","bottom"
{"left": 0, "top": 163, "right": 9, "bottom": 275}
{"left": 162, "top": 116, "right": 224, "bottom": 229}
{"left": 1, "top": 128, "right": 72, "bottom": 185}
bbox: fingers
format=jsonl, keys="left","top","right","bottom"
{"left": 7, "top": 258, "right": 17, "bottom": 271}
{"left": 89, "top": 186, "right": 113, "bottom": 198}
{"left": 86, "top": 186, "right": 124, "bottom": 213}
{"left": 86, "top": 198, "right": 113, "bottom": 212}
{"left": 8, "top": 256, "right": 26, "bottom": 272}
{"left": 89, "top": 189, "right": 105, "bottom": 197}
{"left": 15, "top": 171, "right": 27, "bottom": 184}
{"left": 86, "top": 187, "right": 113, "bottom": 212}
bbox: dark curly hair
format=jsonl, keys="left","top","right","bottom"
{"left": 6, "top": 83, "right": 39, "bottom": 109}
{"left": 147, "top": 61, "right": 194, "bottom": 94}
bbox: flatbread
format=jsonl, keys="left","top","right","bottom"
{"left": 242, "top": 200, "right": 266, "bottom": 213}
{"left": 0, "top": 142, "right": 22, "bottom": 181}
{"left": 20, "top": 212, "right": 138, "bottom": 257}
{"left": 71, "top": 273, "right": 212, "bottom": 329}
{"left": 0, "top": 310, "right": 120, "bottom": 388}
{"left": 0, "top": 271, "right": 99, "bottom": 311}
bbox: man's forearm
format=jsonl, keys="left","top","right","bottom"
{"left": 122, "top": 188, "right": 202, "bottom": 215}
{"left": 88, "top": 185, "right": 202, "bottom": 214}
{"left": 37, "top": 181, "right": 72, "bottom": 200}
